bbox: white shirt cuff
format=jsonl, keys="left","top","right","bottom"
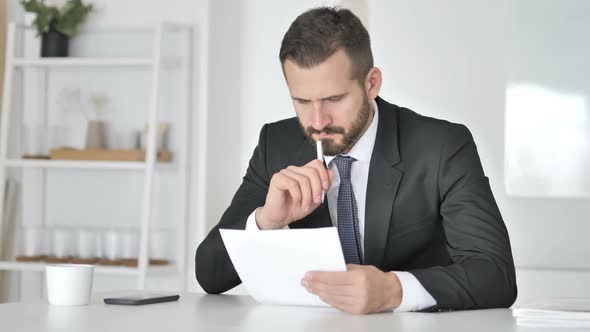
{"left": 392, "top": 271, "right": 437, "bottom": 312}
{"left": 245, "top": 208, "right": 289, "bottom": 230}
{"left": 245, "top": 209, "right": 261, "bottom": 230}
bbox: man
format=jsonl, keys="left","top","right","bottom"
{"left": 195, "top": 7, "right": 517, "bottom": 314}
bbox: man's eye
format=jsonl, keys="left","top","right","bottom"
{"left": 297, "top": 100, "right": 310, "bottom": 105}
{"left": 327, "top": 97, "right": 343, "bottom": 102}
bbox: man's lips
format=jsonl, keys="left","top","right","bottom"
{"left": 314, "top": 133, "right": 340, "bottom": 139}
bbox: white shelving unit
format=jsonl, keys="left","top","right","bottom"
{"left": 0, "top": 22, "right": 192, "bottom": 290}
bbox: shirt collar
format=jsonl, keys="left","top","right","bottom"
{"left": 324, "top": 99, "right": 379, "bottom": 166}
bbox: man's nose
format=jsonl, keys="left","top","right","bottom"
{"left": 311, "top": 101, "right": 331, "bottom": 131}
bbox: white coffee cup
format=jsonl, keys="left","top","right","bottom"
{"left": 46, "top": 264, "right": 94, "bottom": 306}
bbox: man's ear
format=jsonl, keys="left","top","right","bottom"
{"left": 364, "top": 67, "right": 382, "bottom": 100}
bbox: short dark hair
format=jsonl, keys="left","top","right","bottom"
{"left": 279, "top": 7, "right": 373, "bottom": 83}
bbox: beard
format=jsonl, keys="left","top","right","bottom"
{"left": 300, "top": 95, "right": 373, "bottom": 156}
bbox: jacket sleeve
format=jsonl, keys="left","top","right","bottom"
{"left": 409, "top": 124, "right": 517, "bottom": 311}
{"left": 195, "top": 124, "right": 270, "bottom": 294}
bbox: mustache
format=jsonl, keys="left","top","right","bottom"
{"left": 305, "top": 126, "right": 346, "bottom": 136}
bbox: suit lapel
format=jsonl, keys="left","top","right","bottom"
{"left": 364, "top": 97, "right": 403, "bottom": 267}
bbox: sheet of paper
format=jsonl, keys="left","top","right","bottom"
{"left": 220, "top": 227, "right": 346, "bottom": 307}
{"left": 513, "top": 298, "right": 590, "bottom": 320}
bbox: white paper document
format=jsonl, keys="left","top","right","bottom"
{"left": 220, "top": 227, "right": 346, "bottom": 307}
{"left": 513, "top": 298, "right": 590, "bottom": 318}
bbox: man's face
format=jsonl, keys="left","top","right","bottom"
{"left": 283, "top": 49, "right": 373, "bottom": 156}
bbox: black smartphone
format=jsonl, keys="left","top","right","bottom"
{"left": 104, "top": 293, "right": 180, "bottom": 306}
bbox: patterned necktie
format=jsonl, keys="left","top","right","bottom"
{"left": 333, "top": 155, "right": 362, "bottom": 264}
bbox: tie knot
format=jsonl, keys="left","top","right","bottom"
{"left": 333, "top": 155, "right": 356, "bottom": 180}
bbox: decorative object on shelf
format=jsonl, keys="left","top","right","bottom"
{"left": 56, "top": 87, "right": 86, "bottom": 149}
{"left": 17, "top": 225, "right": 46, "bottom": 261}
{"left": 21, "top": 124, "right": 50, "bottom": 158}
{"left": 46, "top": 226, "right": 74, "bottom": 263}
{"left": 15, "top": 225, "right": 171, "bottom": 266}
{"left": 41, "top": 22, "right": 68, "bottom": 57}
{"left": 140, "top": 122, "right": 170, "bottom": 151}
{"left": 85, "top": 120, "right": 105, "bottom": 149}
{"left": 71, "top": 228, "right": 99, "bottom": 264}
{"left": 106, "top": 127, "right": 139, "bottom": 150}
{"left": 56, "top": 88, "right": 109, "bottom": 150}
{"left": 85, "top": 92, "right": 108, "bottom": 148}
{"left": 150, "top": 228, "right": 172, "bottom": 265}
{"left": 21, "top": 0, "right": 93, "bottom": 57}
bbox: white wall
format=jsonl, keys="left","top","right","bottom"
{"left": 5, "top": 0, "right": 21, "bottom": 21}
{"left": 368, "top": 0, "right": 590, "bottom": 305}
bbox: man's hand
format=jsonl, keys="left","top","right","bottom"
{"left": 256, "top": 159, "right": 334, "bottom": 230}
{"left": 301, "top": 264, "right": 403, "bottom": 315}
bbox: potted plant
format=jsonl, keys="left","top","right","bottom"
{"left": 21, "top": 0, "right": 93, "bottom": 57}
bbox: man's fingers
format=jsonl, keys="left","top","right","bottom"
{"left": 304, "top": 271, "right": 354, "bottom": 285}
{"left": 303, "top": 278, "right": 355, "bottom": 297}
{"left": 281, "top": 169, "right": 313, "bottom": 209}
{"left": 305, "top": 159, "right": 331, "bottom": 190}
{"left": 272, "top": 172, "right": 302, "bottom": 206}
{"left": 280, "top": 169, "right": 313, "bottom": 208}
{"left": 315, "top": 292, "right": 366, "bottom": 315}
{"left": 288, "top": 166, "right": 323, "bottom": 204}
{"left": 268, "top": 162, "right": 333, "bottom": 220}
{"left": 302, "top": 281, "right": 356, "bottom": 309}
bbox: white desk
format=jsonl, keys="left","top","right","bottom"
{"left": 0, "top": 293, "right": 584, "bottom": 332}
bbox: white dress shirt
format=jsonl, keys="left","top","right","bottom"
{"left": 246, "top": 100, "right": 436, "bottom": 312}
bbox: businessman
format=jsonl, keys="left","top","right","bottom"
{"left": 195, "top": 7, "right": 517, "bottom": 314}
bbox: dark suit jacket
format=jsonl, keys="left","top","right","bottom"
{"left": 195, "top": 97, "right": 517, "bottom": 311}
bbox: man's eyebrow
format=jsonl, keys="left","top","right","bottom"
{"left": 291, "top": 93, "right": 348, "bottom": 102}
{"left": 292, "top": 96, "right": 311, "bottom": 102}
{"left": 320, "top": 93, "right": 348, "bottom": 101}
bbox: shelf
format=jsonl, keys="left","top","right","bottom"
{"left": 0, "top": 261, "right": 176, "bottom": 276}
{"left": 2, "top": 159, "right": 148, "bottom": 170}
{"left": 13, "top": 22, "right": 192, "bottom": 34}
{"left": 49, "top": 148, "right": 173, "bottom": 163}
{"left": 12, "top": 57, "right": 154, "bottom": 68}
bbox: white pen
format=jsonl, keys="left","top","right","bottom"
{"left": 316, "top": 140, "right": 325, "bottom": 203}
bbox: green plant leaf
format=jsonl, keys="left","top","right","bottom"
{"left": 54, "top": 0, "right": 93, "bottom": 37}
{"left": 21, "top": 0, "right": 52, "bottom": 35}
{"left": 21, "top": 0, "right": 93, "bottom": 37}
{"left": 21, "top": 0, "right": 44, "bottom": 13}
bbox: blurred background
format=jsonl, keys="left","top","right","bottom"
{"left": 0, "top": 0, "right": 589, "bottom": 306}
